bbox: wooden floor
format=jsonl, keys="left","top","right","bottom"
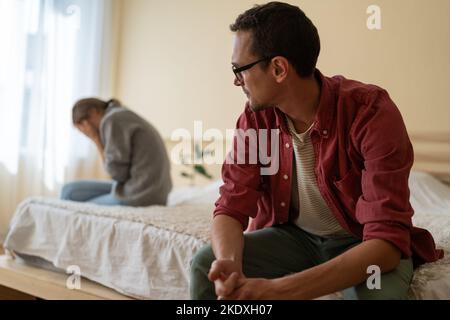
{"left": 0, "top": 245, "right": 36, "bottom": 300}
{"left": 0, "top": 284, "right": 37, "bottom": 300}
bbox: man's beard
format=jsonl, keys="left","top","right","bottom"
{"left": 249, "top": 100, "right": 275, "bottom": 112}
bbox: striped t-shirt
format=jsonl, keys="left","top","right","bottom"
{"left": 286, "top": 115, "right": 349, "bottom": 238}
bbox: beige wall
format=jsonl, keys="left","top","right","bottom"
{"left": 115, "top": 0, "right": 247, "bottom": 138}
{"left": 114, "top": 0, "right": 450, "bottom": 184}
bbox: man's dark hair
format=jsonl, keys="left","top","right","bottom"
{"left": 230, "top": 2, "right": 320, "bottom": 77}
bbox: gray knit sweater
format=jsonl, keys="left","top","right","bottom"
{"left": 100, "top": 105, "right": 172, "bottom": 206}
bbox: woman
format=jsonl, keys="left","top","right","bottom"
{"left": 61, "top": 98, "right": 172, "bottom": 206}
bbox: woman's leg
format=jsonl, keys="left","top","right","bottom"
{"left": 88, "top": 193, "right": 125, "bottom": 206}
{"left": 60, "top": 180, "right": 113, "bottom": 202}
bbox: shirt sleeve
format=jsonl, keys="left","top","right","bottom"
{"left": 101, "top": 116, "right": 133, "bottom": 183}
{"left": 352, "top": 89, "right": 414, "bottom": 258}
{"left": 214, "top": 104, "right": 263, "bottom": 230}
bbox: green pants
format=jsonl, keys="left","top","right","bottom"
{"left": 190, "top": 223, "right": 413, "bottom": 300}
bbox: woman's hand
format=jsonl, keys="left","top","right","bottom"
{"left": 76, "top": 120, "right": 105, "bottom": 162}
{"left": 76, "top": 120, "right": 100, "bottom": 143}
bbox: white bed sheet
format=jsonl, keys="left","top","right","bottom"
{"left": 4, "top": 171, "right": 450, "bottom": 299}
{"left": 407, "top": 171, "right": 450, "bottom": 299}
{"left": 4, "top": 198, "right": 215, "bottom": 299}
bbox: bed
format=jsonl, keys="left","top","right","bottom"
{"left": 1, "top": 181, "right": 221, "bottom": 300}
{"left": 1, "top": 134, "right": 450, "bottom": 300}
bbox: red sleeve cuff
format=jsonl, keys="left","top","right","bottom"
{"left": 213, "top": 207, "right": 249, "bottom": 231}
{"left": 363, "top": 221, "right": 412, "bottom": 259}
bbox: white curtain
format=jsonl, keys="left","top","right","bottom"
{"left": 0, "top": 0, "right": 114, "bottom": 240}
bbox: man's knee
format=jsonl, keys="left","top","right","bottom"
{"left": 191, "top": 245, "right": 215, "bottom": 273}
{"left": 190, "top": 245, "right": 216, "bottom": 300}
{"left": 343, "top": 285, "right": 409, "bottom": 300}
{"left": 343, "top": 259, "right": 413, "bottom": 300}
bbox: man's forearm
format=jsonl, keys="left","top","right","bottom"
{"left": 211, "top": 215, "right": 245, "bottom": 267}
{"left": 272, "top": 239, "right": 402, "bottom": 299}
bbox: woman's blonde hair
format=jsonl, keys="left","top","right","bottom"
{"left": 72, "top": 98, "right": 120, "bottom": 125}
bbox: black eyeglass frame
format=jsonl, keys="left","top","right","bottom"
{"left": 232, "top": 56, "right": 275, "bottom": 82}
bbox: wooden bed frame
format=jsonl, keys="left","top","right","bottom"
{"left": 0, "top": 253, "right": 131, "bottom": 300}
{"left": 0, "top": 131, "right": 449, "bottom": 300}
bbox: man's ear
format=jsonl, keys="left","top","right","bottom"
{"left": 271, "top": 57, "right": 289, "bottom": 83}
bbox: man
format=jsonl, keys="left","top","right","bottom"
{"left": 190, "top": 2, "right": 443, "bottom": 300}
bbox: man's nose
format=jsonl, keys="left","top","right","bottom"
{"left": 234, "top": 77, "right": 242, "bottom": 87}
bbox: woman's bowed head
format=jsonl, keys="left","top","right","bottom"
{"left": 72, "top": 98, "right": 120, "bottom": 143}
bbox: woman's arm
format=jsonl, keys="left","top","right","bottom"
{"left": 93, "top": 137, "right": 105, "bottom": 163}
{"left": 76, "top": 120, "right": 105, "bottom": 162}
{"left": 100, "top": 116, "right": 132, "bottom": 183}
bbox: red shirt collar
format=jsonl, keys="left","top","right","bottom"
{"left": 274, "top": 69, "right": 336, "bottom": 138}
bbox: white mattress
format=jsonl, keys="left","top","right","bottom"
{"left": 4, "top": 172, "right": 450, "bottom": 299}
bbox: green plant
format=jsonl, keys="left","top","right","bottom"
{"left": 180, "top": 143, "right": 214, "bottom": 184}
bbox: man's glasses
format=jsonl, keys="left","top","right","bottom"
{"left": 232, "top": 56, "right": 274, "bottom": 83}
